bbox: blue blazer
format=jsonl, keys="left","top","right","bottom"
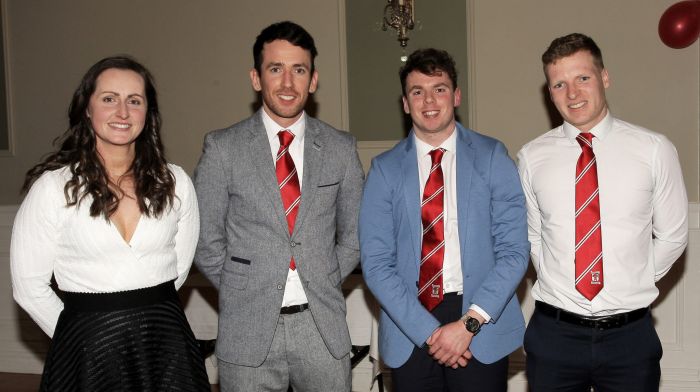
{"left": 359, "top": 123, "right": 530, "bottom": 367}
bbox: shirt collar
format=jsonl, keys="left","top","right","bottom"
{"left": 414, "top": 126, "right": 458, "bottom": 158}
{"left": 563, "top": 111, "right": 613, "bottom": 141}
{"left": 262, "top": 109, "right": 306, "bottom": 144}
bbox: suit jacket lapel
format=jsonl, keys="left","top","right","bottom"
{"left": 247, "top": 111, "right": 290, "bottom": 235}
{"left": 292, "top": 117, "right": 323, "bottom": 238}
{"left": 401, "top": 133, "right": 422, "bottom": 268}
{"left": 455, "top": 124, "right": 475, "bottom": 258}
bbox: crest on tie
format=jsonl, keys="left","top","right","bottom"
{"left": 591, "top": 271, "right": 601, "bottom": 285}
{"left": 431, "top": 285, "right": 441, "bottom": 298}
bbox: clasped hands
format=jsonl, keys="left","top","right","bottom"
{"left": 426, "top": 313, "right": 483, "bottom": 369}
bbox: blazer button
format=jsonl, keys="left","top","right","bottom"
{"left": 277, "top": 283, "right": 283, "bottom": 290}
{"left": 290, "top": 241, "right": 296, "bottom": 247}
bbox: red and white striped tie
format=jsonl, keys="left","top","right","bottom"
{"left": 575, "top": 132, "right": 604, "bottom": 300}
{"left": 418, "top": 148, "right": 446, "bottom": 311}
{"left": 276, "top": 130, "right": 301, "bottom": 270}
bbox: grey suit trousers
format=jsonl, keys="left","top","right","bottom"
{"left": 218, "top": 309, "right": 351, "bottom": 392}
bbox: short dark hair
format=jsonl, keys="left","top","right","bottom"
{"left": 542, "top": 33, "right": 605, "bottom": 71}
{"left": 253, "top": 21, "right": 318, "bottom": 73}
{"left": 399, "top": 48, "right": 458, "bottom": 96}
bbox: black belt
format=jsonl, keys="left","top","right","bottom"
{"left": 280, "top": 303, "right": 309, "bottom": 315}
{"left": 535, "top": 301, "right": 649, "bottom": 330}
{"left": 62, "top": 280, "right": 177, "bottom": 312}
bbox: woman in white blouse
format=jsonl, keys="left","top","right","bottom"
{"left": 10, "top": 56, "right": 209, "bottom": 391}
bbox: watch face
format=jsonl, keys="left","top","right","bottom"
{"left": 466, "top": 317, "right": 480, "bottom": 332}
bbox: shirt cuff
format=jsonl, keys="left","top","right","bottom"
{"left": 469, "top": 304, "right": 491, "bottom": 323}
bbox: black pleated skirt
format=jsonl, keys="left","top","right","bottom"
{"left": 40, "top": 280, "right": 210, "bottom": 392}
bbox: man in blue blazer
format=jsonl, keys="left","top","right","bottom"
{"left": 359, "top": 48, "right": 529, "bottom": 391}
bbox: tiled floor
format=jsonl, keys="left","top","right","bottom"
{"left": 0, "top": 373, "right": 220, "bottom": 391}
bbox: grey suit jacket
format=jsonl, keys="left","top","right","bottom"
{"left": 194, "top": 110, "right": 364, "bottom": 366}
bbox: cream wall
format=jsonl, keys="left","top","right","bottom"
{"left": 465, "top": 0, "right": 699, "bottom": 201}
{"left": 1, "top": 1, "right": 698, "bottom": 202}
{"left": 0, "top": 0, "right": 348, "bottom": 204}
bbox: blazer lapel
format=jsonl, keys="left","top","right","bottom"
{"left": 247, "top": 111, "right": 290, "bottom": 236}
{"left": 401, "top": 133, "right": 422, "bottom": 268}
{"left": 292, "top": 117, "right": 323, "bottom": 238}
{"left": 455, "top": 124, "right": 475, "bottom": 258}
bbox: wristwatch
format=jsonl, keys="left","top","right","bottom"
{"left": 461, "top": 315, "right": 481, "bottom": 336}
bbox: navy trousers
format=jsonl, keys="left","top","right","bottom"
{"left": 525, "top": 304, "right": 662, "bottom": 392}
{"left": 391, "top": 293, "right": 509, "bottom": 392}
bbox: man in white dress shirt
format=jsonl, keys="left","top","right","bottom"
{"left": 517, "top": 33, "right": 688, "bottom": 391}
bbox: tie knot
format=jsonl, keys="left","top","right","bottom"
{"left": 576, "top": 132, "right": 594, "bottom": 149}
{"left": 429, "top": 148, "right": 446, "bottom": 165}
{"left": 278, "top": 130, "right": 295, "bottom": 148}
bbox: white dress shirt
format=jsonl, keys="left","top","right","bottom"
{"left": 262, "top": 109, "right": 309, "bottom": 307}
{"left": 415, "top": 131, "right": 490, "bottom": 322}
{"left": 517, "top": 113, "right": 688, "bottom": 316}
{"left": 10, "top": 164, "right": 199, "bottom": 336}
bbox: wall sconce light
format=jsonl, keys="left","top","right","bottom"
{"left": 382, "top": 0, "right": 415, "bottom": 48}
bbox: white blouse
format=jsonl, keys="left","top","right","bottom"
{"left": 10, "top": 164, "right": 199, "bottom": 337}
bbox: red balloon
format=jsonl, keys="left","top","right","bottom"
{"left": 659, "top": 0, "right": 700, "bottom": 49}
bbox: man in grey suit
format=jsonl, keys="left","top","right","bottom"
{"left": 194, "top": 21, "right": 364, "bottom": 391}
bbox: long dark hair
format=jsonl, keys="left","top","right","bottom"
{"left": 22, "top": 55, "right": 175, "bottom": 219}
